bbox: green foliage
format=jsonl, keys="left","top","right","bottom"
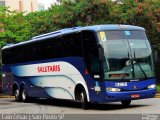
{"left": 74, "top": 0, "right": 110, "bottom": 25}
{"left": 0, "top": 7, "right": 32, "bottom": 45}
{"left": 25, "top": 10, "right": 56, "bottom": 37}
{"left": 157, "top": 84, "right": 160, "bottom": 93}
{"left": 0, "top": 0, "right": 160, "bottom": 47}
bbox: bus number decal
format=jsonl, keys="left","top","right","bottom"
{"left": 115, "top": 82, "right": 127, "bottom": 87}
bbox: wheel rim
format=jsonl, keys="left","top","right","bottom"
{"left": 22, "top": 89, "right": 26, "bottom": 101}
{"left": 80, "top": 92, "right": 84, "bottom": 103}
{"left": 80, "top": 91, "right": 88, "bottom": 109}
{"left": 15, "top": 90, "right": 19, "bottom": 100}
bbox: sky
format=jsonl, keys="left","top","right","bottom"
{"left": 38, "top": 0, "right": 56, "bottom": 9}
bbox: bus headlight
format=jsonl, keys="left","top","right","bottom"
{"left": 106, "top": 87, "right": 121, "bottom": 92}
{"left": 147, "top": 84, "right": 156, "bottom": 89}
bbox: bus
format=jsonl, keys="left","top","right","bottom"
{"left": 1, "top": 25, "right": 156, "bottom": 109}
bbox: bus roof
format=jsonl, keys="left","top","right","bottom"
{"left": 2, "top": 24, "right": 145, "bottom": 49}
{"left": 85, "top": 24, "right": 145, "bottom": 31}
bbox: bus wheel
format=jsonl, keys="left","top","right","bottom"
{"left": 80, "top": 89, "right": 89, "bottom": 110}
{"left": 21, "top": 87, "right": 28, "bottom": 102}
{"left": 121, "top": 100, "right": 131, "bottom": 107}
{"left": 14, "top": 89, "right": 21, "bottom": 102}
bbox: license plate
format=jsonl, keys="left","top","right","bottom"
{"left": 131, "top": 94, "right": 140, "bottom": 98}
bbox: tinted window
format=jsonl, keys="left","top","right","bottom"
{"left": 2, "top": 32, "right": 82, "bottom": 64}
{"left": 90, "top": 48, "right": 100, "bottom": 73}
{"left": 62, "top": 32, "right": 82, "bottom": 57}
{"left": 82, "top": 31, "right": 98, "bottom": 74}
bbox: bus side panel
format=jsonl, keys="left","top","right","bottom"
{"left": 85, "top": 77, "right": 108, "bottom": 103}
{"left": 10, "top": 57, "right": 91, "bottom": 100}
{"left": 13, "top": 76, "right": 50, "bottom": 98}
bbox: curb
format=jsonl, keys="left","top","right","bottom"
{"left": 155, "top": 94, "right": 160, "bottom": 98}
{"left": 0, "top": 95, "right": 14, "bottom": 98}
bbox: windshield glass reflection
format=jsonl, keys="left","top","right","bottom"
{"left": 99, "top": 30, "right": 155, "bottom": 80}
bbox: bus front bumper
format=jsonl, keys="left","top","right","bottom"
{"left": 91, "top": 89, "right": 156, "bottom": 103}
{"left": 103, "top": 88, "right": 156, "bottom": 102}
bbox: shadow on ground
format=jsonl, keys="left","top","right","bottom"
{"left": 11, "top": 98, "right": 150, "bottom": 111}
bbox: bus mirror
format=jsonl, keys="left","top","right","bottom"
{"left": 98, "top": 45, "right": 104, "bottom": 80}
{"left": 98, "top": 46, "right": 104, "bottom": 61}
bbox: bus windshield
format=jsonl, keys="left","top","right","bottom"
{"left": 99, "top": 30, "right": 155, "bottom": 80}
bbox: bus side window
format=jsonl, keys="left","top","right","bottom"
{"left": 90, "top": 48, "right": 101, "bottom": 74}
{"left": 82, "top": 31, "right": 101, "bottom": 78}
{"left": 2, "top": 49, "right": 10, "bottom": 64}
{"left": 62, "top": 32, "right": 82, "bottom": 57}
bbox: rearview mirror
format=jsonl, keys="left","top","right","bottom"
{"left": 98, "top": 45, "right": 104, "bottom": 61}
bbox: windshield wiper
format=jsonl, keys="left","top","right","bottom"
{"left": 133, "top": 52, "right": 148, "bottom": 79}
{"left": 121, "top": 52, "right": 148, "bottom": 81}
{"left": 121, "top": 52, "right": 134, "bottom": 80}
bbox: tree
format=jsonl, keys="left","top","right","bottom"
{"left": 0, "top": 7, "right": 32, "bottom": 45}
{"left": 0, "top": 0, "right": 160, "bottom": 48}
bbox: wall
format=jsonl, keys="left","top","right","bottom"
{"left": 5, "top": 0, "right": 38, "bottom": 13}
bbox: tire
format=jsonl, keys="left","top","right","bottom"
{"left": 21, "top": 87, "right": 28, "bottom": 102}
{"left": 121, "top": 100, "right": 131, "bottom": 107}
{"left": 14, "top": 89, "right": 21, "bottom": 102}
{"left": 79, "top": 89, "right": 89, "bottom": 110}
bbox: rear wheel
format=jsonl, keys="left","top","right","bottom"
{"left": 21, "top": 87, "right": 29, "bottom": 102}
{"left": 14, "top": 89, "right": 21, "bottom": 102}
{"left": 121, "top": 100, "right": 131, "bottom": 107}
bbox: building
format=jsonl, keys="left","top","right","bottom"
{"left": 38, "top": 3, "right": 45, "bottom": 11}
{"left": 38, "top": 0, "right": 53, "bottom": 10}
{"left": 0, "top": 0, "right": 38, "bottom": 13}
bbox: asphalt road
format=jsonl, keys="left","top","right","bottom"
{"left": 0, "top": 98, "right": 160, "bottom": 120}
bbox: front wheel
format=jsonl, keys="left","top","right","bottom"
{"left": 121, "top": 100, "right": 131, "bottom": 107}
{"left": 79, "top": 89, "right": 89, "bottom": 109}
